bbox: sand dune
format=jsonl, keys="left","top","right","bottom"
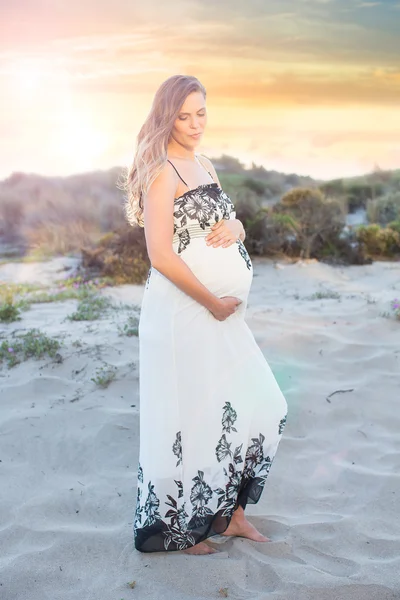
{"left": 0, "top": 258, "right": 399, "bottom": 599}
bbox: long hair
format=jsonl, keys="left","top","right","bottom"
{"left": 120, "top": 75, "right": 207, "bottom": 228}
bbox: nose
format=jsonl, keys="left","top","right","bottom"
{"left": 189, "top": 117, "right": 201, "bottom": 130}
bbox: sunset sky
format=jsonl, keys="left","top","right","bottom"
{"left": 1, "top": 0, "right": 399, "bottom": 181}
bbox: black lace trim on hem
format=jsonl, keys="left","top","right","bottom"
{"left": 134, "top": 474, "right": 267, "bottom": 553}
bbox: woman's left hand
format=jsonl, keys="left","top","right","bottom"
{"left": 205, "top": 218, "right": 245, "bottom": 248}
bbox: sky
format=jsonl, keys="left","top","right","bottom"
{"left": 1, "top": 0, "right": 399, "bottom": 181}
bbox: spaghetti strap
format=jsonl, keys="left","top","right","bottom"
{"left": 167, "top": 156, "right": 215, "bottom": 187}
{"left": 196, "top": 154, "right": 215, "bottom": 182}
{"left": 167, "top": 159, "right": 188, "bottom": 187}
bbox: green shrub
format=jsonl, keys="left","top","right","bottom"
{"left": 0, "top": 288, "right": 22, "bottom": 323}
{"left": 91, "top": 364, "right": 117, "bottom": 388}
{"left": 320, "top": 179, "right": 344, "bottom": 198}
{"left": 367, "top": 192, "right": 400, "bottom": 225}
{"left": 242, "top": 178, "right": 267, "bottom": 196}
{"left": 344, "top": 182, "right": 385, "bottom": 213}
{"left": 356, "top": 224, "right": 400, "bottom": 257}
{"left": 388, "top": 220, "right": 400, "bottom": 234}
{"left": 118, "top": 314, "right": 139, "bottom": 337}
{"left": 0, "top": 329, "right": 61, "bottom": 368}
{"left": 307, "top": 289, "right": 341, "bottom": 300}
{"left": 233, "top": 193, "right": 293, "bottom": 257}
{"left": 67, "top": 292, "right": 112, "bottom": 321}
{"left": 274, "top": 187, "right": 345, "bottom": 259}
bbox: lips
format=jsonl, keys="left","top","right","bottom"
{"left": 190, "top": 132, "right": 202, "bottom": 138}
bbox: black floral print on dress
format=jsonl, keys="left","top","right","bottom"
{"left": 233, "top": 443, "right": 243, "bottom": 466}
{"left": 213, "top": 404, "right": 246, "bottom": 516}
{"left": 134, "top": 399, "right": 287, "bottom": 552}
{"left": 143, "top": 481, "right": 161, "bottom": 528}
{"left": 214, "top": 444, "right": 245, "bottom": 516}
{"left": 224, "top": 462, "right": 242, "bottom": 502}
{"left": 215, "top": 433, "right": 233, "bottom": 462}
{"left": 173, "top": 184, "right": 235, "bottom": 254}
{"left": 222, "top": 401, "right": 238, "bottom": 433}
{"left": 145, "top": 268, "right": 152, "bottom": 290}
{"left": 176, "top": 229, "right": 191, "bottom": 255}
{"left": 279, "top": 415, "right": 287, "bottom": 435}
{"left": 134, "top": 462, "right": 144, "bottom": 529}
{"left": 134, "top": 486, "right": 144, "bottom": 529}
{"left": 174, "top": 479, "right": 184, "bottom": 499}
{"left": 237, "top": 239, "right": 252, "bottom": 270}
{"left": 181, "top": 195, "right": 214, "bottom": 229}
{"left": 243, "top": 433, "right": 265, "bottom": 480}
{"left": 257, "top": 455, "right": 273, "bottom": 484}
{"left": 164, "top": 480, "right": 195, "bottom": 551}
{"left": 172, "top": 431, "right": 182, "bottom": 466}
{"left": 190, "top": 470, "right": 214, "bottom": 524}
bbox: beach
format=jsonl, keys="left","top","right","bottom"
{"left": 0, "top": 257, "right": 399, "bottom": 600}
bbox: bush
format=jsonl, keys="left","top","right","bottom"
{"left": 388, "top": 221, "right": 400, "bottom": 234}
{"left": 312, "top": 229, "right": 371, "bottom": 265}
{"left": 242, "top": 178, "right": 267, "bottom": 196}
{"left": 345, "top": 182, "right": 385, "bottom": 213}
{"left": 274, "top": 187, "right": 345, "bottom": 259}
{"left": 0, "top": 288, "right": 22, "bottom": 323}
{"left": 367, "top": 192, "right": 400, "bottom": 225}
{"left": 80, "top": 225, "right": 150, "bottom": 284}
{"left": 320, "top": 179, "right": 344, "bottom": 198}
{"left": 234, "top": 186, "right": 370, "bottom": 264}
{"left": 356, "top": 224, "right": 400, "bottom": 257}
{"left": 232, "top": 191, "right": 294, "bottom": 257}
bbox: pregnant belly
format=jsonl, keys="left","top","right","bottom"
{"left": 173, "top": 237, "right": 253, "bottom": 300}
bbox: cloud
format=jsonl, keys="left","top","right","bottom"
{"left": 1, "top": 0, "right": 399, "bottom": 109}
{"left": 312, "top": 130, "right": 400, "bottom": 148}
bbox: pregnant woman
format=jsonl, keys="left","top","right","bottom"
{"left": 124, "top": 74, "right": 288, "bottom": 555}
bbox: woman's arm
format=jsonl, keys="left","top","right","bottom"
{"left": 143, "top": 162, "right": 221, "bottom": 313}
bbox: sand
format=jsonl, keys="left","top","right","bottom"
{"left": 0, "top": 257, "right": 399, "bottom": 600}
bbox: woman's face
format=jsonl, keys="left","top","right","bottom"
{"left": 171, "top": 91, "right": 207, "bottom": 148}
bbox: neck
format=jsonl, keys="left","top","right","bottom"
{"left": 167, "top": 139, "right": 197, "bottom": 161}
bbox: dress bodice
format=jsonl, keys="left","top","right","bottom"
{"left": 172, "top": 183, "right": 236, "bottom": 254}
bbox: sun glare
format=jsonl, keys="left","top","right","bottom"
{"left": 59, "top": 116, "right": 109, "bottom": 169}
{"left": 11, "top": 60, "right": 47, "bottom": 94}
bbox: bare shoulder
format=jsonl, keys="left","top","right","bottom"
{"left": 145, "top": 160, "right": 177, "bottom": 202}
{"left": 197, "top": 153, "right": 221, "bottom": 187}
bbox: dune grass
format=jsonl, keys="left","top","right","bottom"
{"left": 0, "top": 329, "right": 61, "bottom": 368}
{"left": 91, "top": 364, "right": 118, "bottom": 388}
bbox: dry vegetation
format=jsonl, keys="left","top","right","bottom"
{"left": 1, "top": 158, "right": 399, "bottom": 282}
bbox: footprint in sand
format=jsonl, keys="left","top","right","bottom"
{"left": 295, "top": 545, "right": 359, "bottom": 577}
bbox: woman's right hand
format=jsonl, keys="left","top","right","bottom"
{"left": 210, "top": 296, "right": 242, "bottom": 321}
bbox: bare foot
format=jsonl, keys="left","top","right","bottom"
{"left": 183, "top": 542, "right": 219, "bottom": 555}
{"left": 222, "top": 516, "right": 270, "bottom": 542}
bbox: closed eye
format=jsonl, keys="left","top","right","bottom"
{"left": 179, "top": 112, "right": 206, "bottom": 121}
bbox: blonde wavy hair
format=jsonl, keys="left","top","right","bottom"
{"left": 120, "top": 75, "right": 207, "bottom": 228}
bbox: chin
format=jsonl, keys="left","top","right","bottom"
{"left": 185, "top": 138, "right": 200, "bottom": 149}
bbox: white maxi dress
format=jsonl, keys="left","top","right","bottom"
{"left": 134, "top": 157, "right": 288, "bottom": 552}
